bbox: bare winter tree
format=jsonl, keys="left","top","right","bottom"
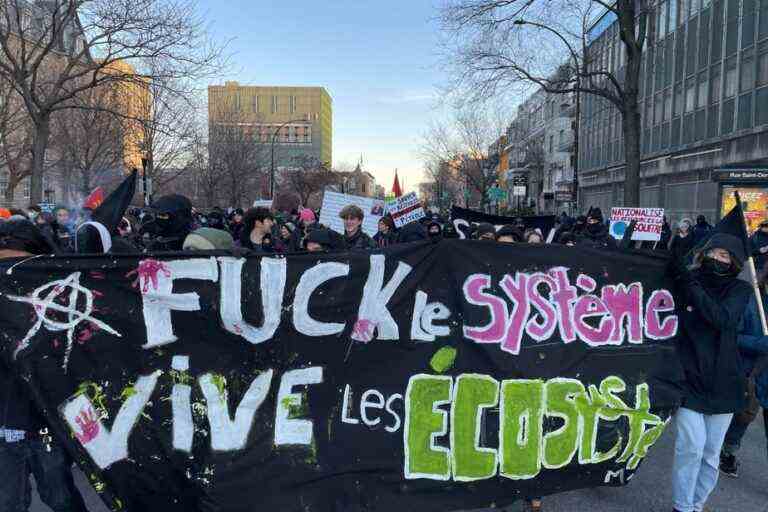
{"left": 0, "top": 0, "right": 227, "bottom": 203}
{"left": 282, "top": 155, "right": 338, "bottom": 209}
{"left": 422, "top": 157, "right": 462, "bottom": 213}
{"left": 420, "top": 105, "right": 507, "bottom": 212}
{"left": 439, "top": 0, "right": 652, "bottom": 206}
{"left": 136, "top": 73, "right": 204, "bottom": 202}
{"left": 0, "top": 76, "right": 32, "bottom": 203}
{"left": 208, "top": 104, "right": 269, "bottom": 208}
{"left": 50, "top": 86, "right": 125, "bottom": 203}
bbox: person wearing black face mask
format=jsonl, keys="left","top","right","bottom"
{"left": 670, "top": 234, "right": 752, "bottom": 512}
{"left": 139, "top": 195, "right": 193, "bottom": 251}
{"left": 576, "top": 208, "right": 616, "bottom": 249}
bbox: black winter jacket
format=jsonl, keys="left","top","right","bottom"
{"left": 345, "top": 229, "right": 376, "bottom": 250}
{"left": 1, "top": 360, "right": 43, "bottom": 433}
{"left": 676, "top": 268, "right": 752, "bottom": 414}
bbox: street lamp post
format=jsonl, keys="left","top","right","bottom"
{"left": 270, "top": 118, "right": 307, "bottom": 200}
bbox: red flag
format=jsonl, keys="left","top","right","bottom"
{"left": 83, "top": 187, "right": 105, "bottom": 210}
{"left": 392, "top": 170, "right": 403, "bottom": 198}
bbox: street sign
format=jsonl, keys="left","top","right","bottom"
{"left": 712, "top": 168, "right": 768, "bottom": 182}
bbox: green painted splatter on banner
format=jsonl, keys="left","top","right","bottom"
{"left": 430, "top": 347, "right": 457, "bottom": 374}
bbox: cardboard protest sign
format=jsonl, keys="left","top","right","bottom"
{"left": 610, "top": 208, "right": 665, "bottom": 242}
{"left": 385, "top": 192, "right": 426, "bottom": 228}
{"left": 0, "top": 243, "right": 682, "bottom": 512}
{"left": 319, "top": 191, "right": 385, "bottom": 236}
{"left": 252, "top": 199, "right": 273, "bottom": 209}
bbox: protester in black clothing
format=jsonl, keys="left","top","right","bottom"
{"left": 671, "top": 234, "right": 752, "bottom": 512}
{"left": 442, "top": 222, "right": 460, "bottom": 239}
{"left": 279, "top": 222, "right": 300, "bottom": 252}
{"left": 669, "top": 218, "right": 696, "bottom": 264}
{"left": 577, "top": 208, "right": 617, "bottom": 249}
{"left": 475, "top": 223, "right": 497, "bottom": 241}
{"left": 573, "top": 215, "right": 587, "bottom": 235}
{"left": 426, "top": 221, "right": 442, "bottom": 241}
{"left": 559, "top": 232, "right": 577, "bottom": 246}
{"left": 0, "top": 219, "right": 88, "bottom": 512}
{"left": 241, "top": 207, "right": 282, "bottom": 253}
{"left": 496, "top": 225, "right": 522, "bottom": 243}
{"left": 340, "top": 205, "right": 376, "bottom": 250}
{"left": 397, "top": 221, "right": 428, "bottom": 243}
{"left": 229, "top": 208, "right": 245, "bottom": 243}
{"left": 525, "top": 229, "right": 544, "bottom": 244}
{"left": 140, "top": 194, "right": 194, "bottom": 251}
{"left": 305, "top": 228, "right": 347, "bottom": 253}
{"left": 693, "top": 214, "right": 713, "bottom": 245}
{"left": 374, "top": 216, "right": 397, "bottom": 248}
{"left": 750, "top": 219, "right": 768, "bottom": 270}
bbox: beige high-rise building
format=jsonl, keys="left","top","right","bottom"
{"left": 208, "top": 82, "right": 333, "bottom": 166}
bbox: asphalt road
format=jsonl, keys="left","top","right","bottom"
{"left": 30, "top": 416, "right": 768, "bottom": 512}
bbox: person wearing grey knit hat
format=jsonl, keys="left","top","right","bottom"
{"left": 183, "top": 228, "right": 234, "bottom": 251}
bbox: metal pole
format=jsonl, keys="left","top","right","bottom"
{"left": 572, "top": 66, "right": 581, "bottom": 215}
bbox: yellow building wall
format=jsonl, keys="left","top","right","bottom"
{"left": 208, "top": 82, "right": 333, "bottom": 165}
{"left": 102, "top": 60, "right": 151, "bottom": 171}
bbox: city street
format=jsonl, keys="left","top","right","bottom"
{"left": 30, "top": 416, "right": 767, "bottom": 512}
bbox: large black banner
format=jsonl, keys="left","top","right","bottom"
{"left": 0, "top": 241, "right": 682, "bottom": 511}
{"left": 450, "top": 206, "right": 557, "bottom": 238}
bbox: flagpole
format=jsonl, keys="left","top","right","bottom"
{"left": 736, "top": 191, "right": 768, "bottom": 336}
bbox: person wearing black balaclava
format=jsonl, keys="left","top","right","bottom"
{"left": 573, "top": 215, "right": 587, "bottom": 235}
{"left": 140, "top": 194, "right": 194, "bottom": 251}
{"left": 0, "top": 219, "right": 89, "bottom": 512}
{"left": 577, "top": 208, "right": 616, "bottom": 249}
{"left": 671, "top": 234, "right": 752, "bottom": 512}
{"left": 426, "top": 221, "right": 443, "bottom": 241}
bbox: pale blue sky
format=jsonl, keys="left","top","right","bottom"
{"left": 198, "top": 0, "right": 446, "bottom": 192}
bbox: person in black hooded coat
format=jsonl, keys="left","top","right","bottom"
{"left": 577, "top": 208, "right": 616, "bottom": 249}
{"left": 671, "top": 233, "right": 752, "bottom": 512}
{"left": 749, "top": 220, "right": 768, "bottom": 270}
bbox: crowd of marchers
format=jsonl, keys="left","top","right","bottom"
{"left": 1, "top": 193, "right": 768, "bottom": 512}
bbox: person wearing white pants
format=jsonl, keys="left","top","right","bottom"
{"left": 671, "top": 234, "right": 752, "bottom": 512}
{"left": 672, "top": 409, "right": 733, "bottom": 512}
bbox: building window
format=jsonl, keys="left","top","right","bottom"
{"left": 759, "top": 51, "right": 768, "bottom": 85}
{"left": 252, "top": 95, "right": 259, "bottom": 113}
{"left": 685, "top": 81, "right": 696, "bottom": 111}
{"left": 698, "top": 72, "right": 709, "bottom": 104}
{"left": 724, "top": 57, "right": 738, "bottom": 96}
{"left": 271, "top": 96, "right": 277, "bottom": 114}
{"left": 669, "top": 0, "right": 678, "bottom": 29}
{"left": 22, "top": 178, "right": 30, "bottom": 199}
{"left": 711, "top": 68, "right": 722, "bottom": 101}
{"left": 741, "top": 56, "right": 756, "bottom": 91}
{"left": 665, "top": 88, "right": 673, "bottom": 120}
{"left": 290, "top": 96, "right": 297, "bottom": 114}
{"left": 674, "top": 84, "right": 684, "bottom": 116}
{"left": 0, "top": 171, "right": 7, "bottom": 198}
